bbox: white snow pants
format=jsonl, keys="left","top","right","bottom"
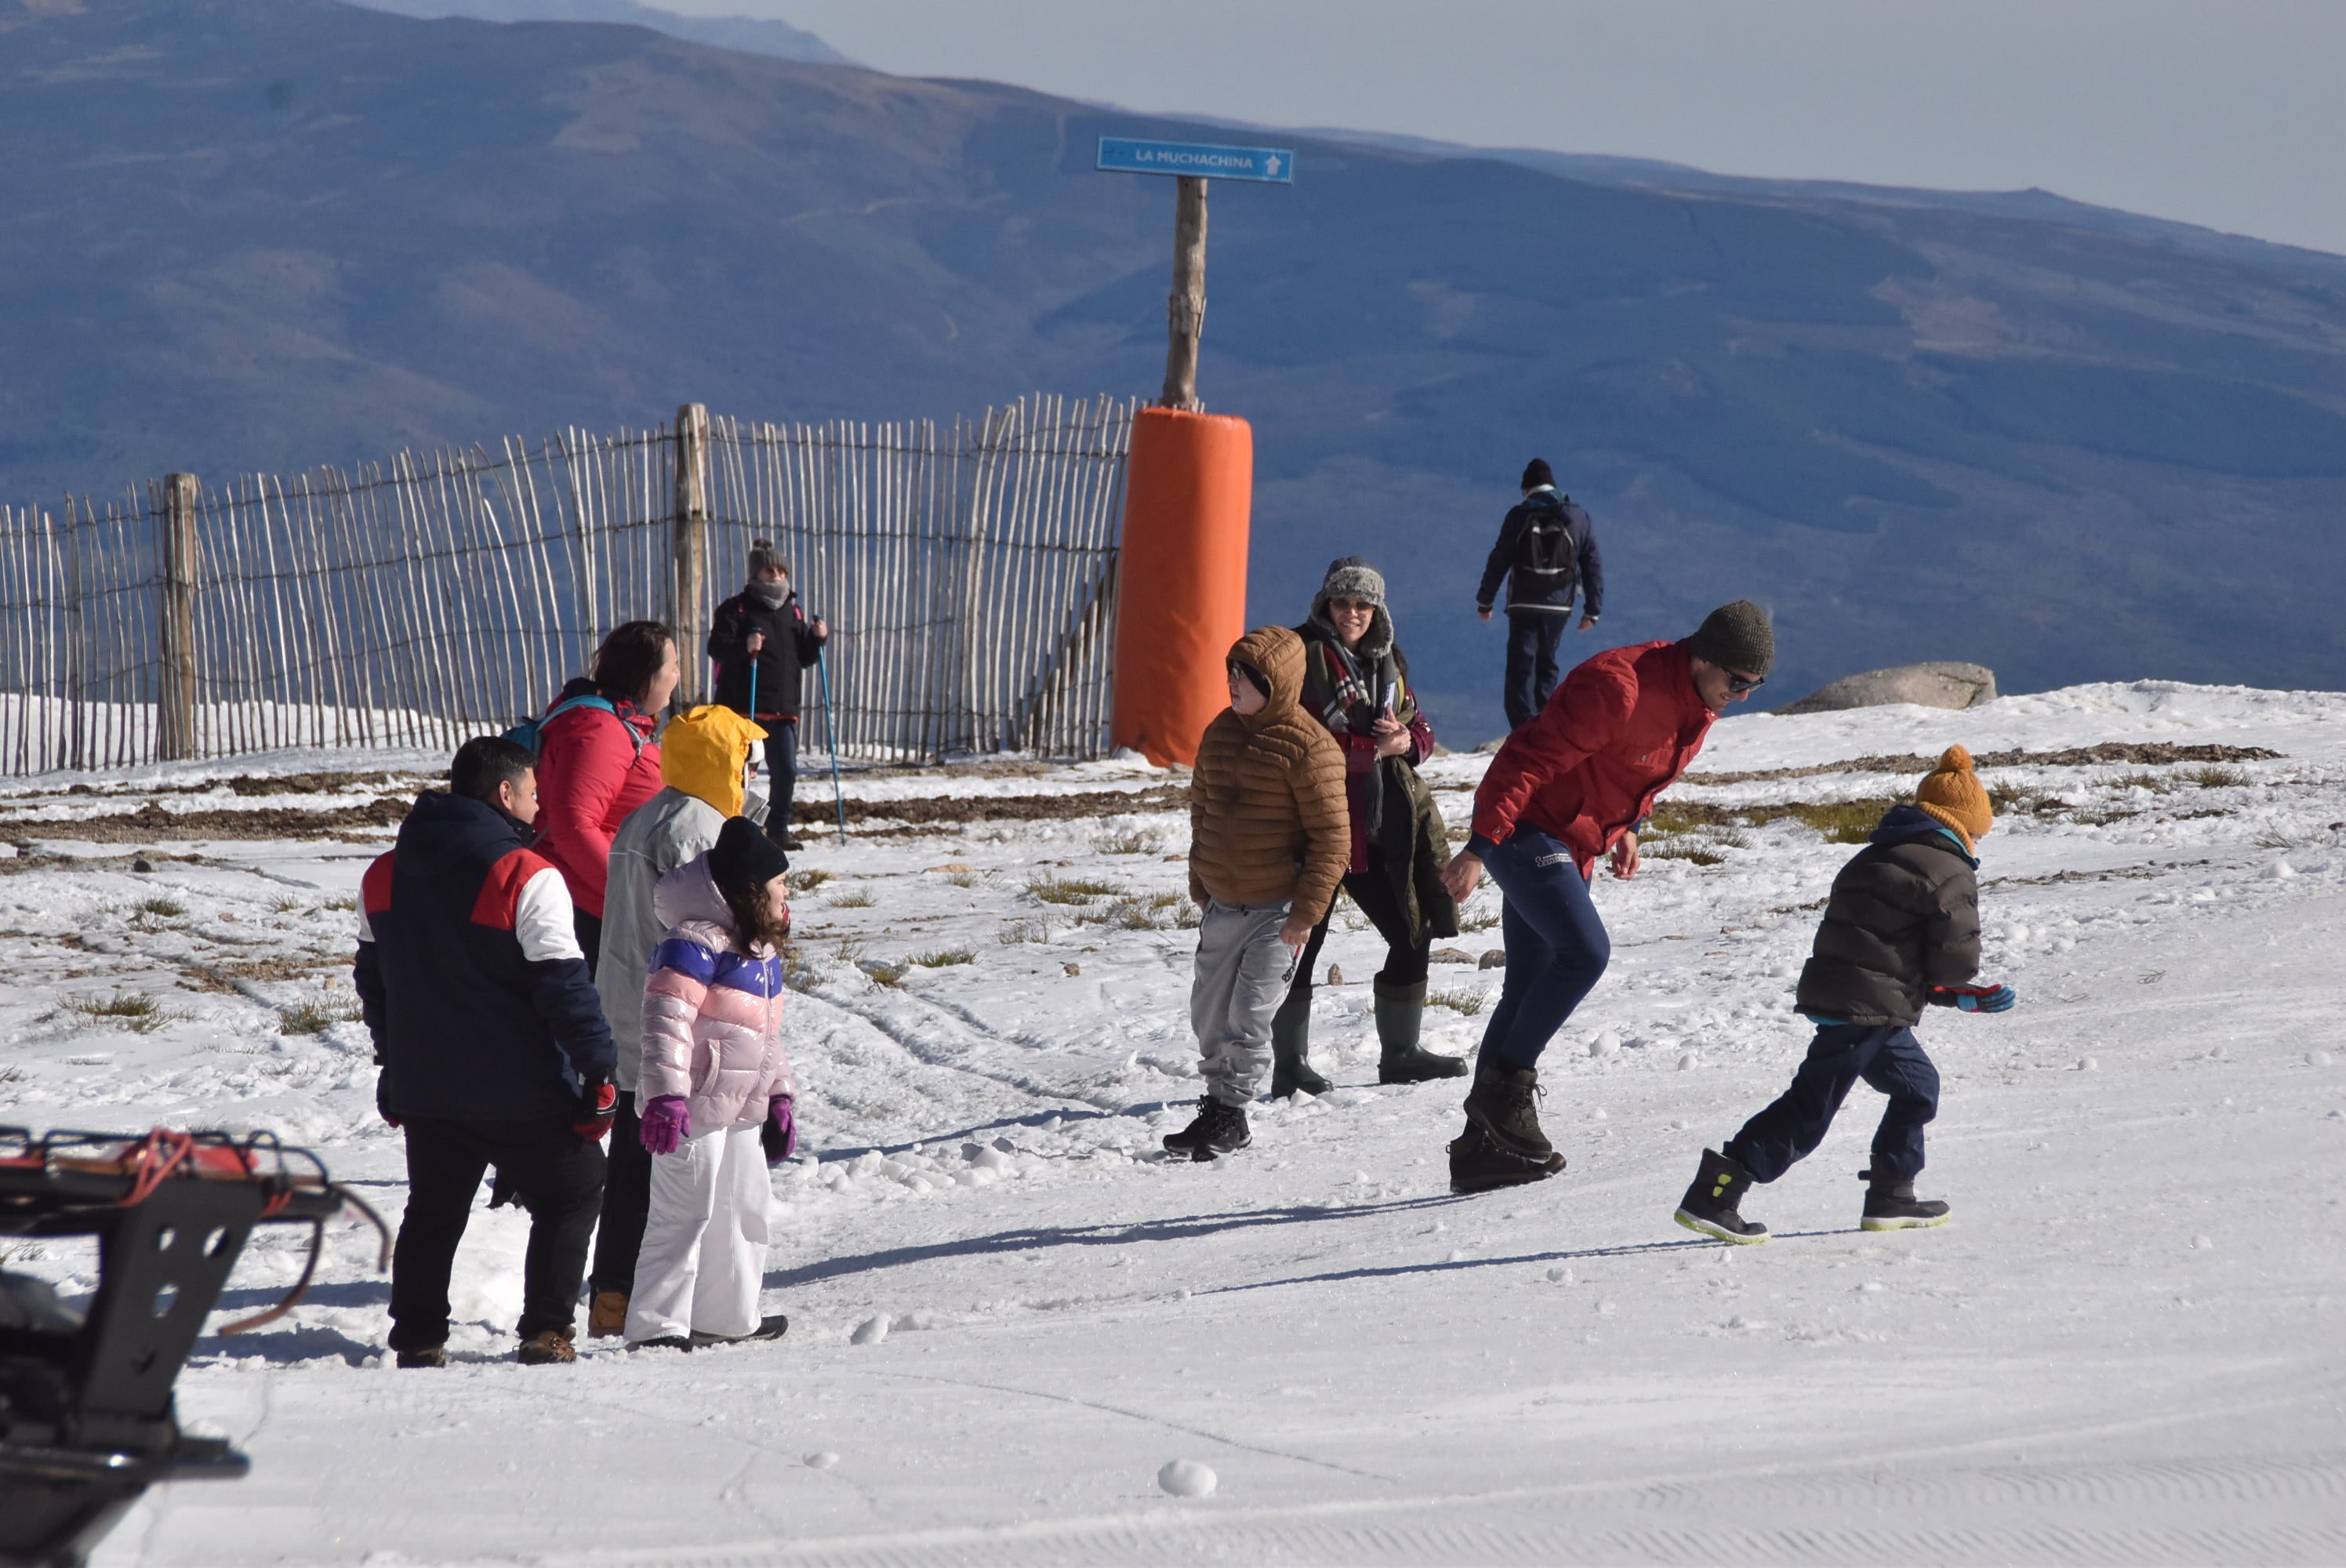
{"left": 626, "top": 1121, "right": 772, "bottom": 1343}
{"left": 1190, "top": 898, "right": 1296, "bottom": 1108}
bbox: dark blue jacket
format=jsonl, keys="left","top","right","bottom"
{"left": 1476, "top": 488, "right": 1603, "bottom": 617}
{"left": 354, "top": 791, "right": 615, "bottom": 1120}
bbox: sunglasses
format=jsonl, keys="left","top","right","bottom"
{"left": 1725, "top": 671, "right": 1766, "bottom": 694}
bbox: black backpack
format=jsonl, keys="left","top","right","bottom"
{"left": 1516, "top": 497, "right": 1579, "bottom": 592}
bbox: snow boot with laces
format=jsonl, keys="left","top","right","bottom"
{"left": 1268, "top": 987, "right": 1331, "bottom": 1098}
{"left": 1860, "top": 1169, "right": 1951, "bottom": 1230}
{"left": 587, "top": 1290, "right": 629, "bottom": 1338}
{"left": 1161, "top": 1097, "right": 1251, "bottom": 1161}
{"left": 1374, "top": 980, "right": 1468, "bottom": 1085}
{"left": 394, "top": 1344, "right": 448, "bottom": 1369}
{"left": 1447, "top": 1122, "right": 1564, "bottom": 1193}
{"left": 1674, "top": 1148, "right": 1769, "bottom": 1244}
{"left": 516, "top": 1328, "right": 577, "bottom": 1365}
{"left": 1461, "top": 1062, "right": 1552, "bottom": 1160}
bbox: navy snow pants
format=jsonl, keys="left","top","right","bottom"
{"left": 1503, "top": 612, "right": 1568, "bottom": 731}
{"left": 1724, "top": 1024, "right": 1941, "bottom": 1185}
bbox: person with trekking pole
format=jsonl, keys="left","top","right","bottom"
{"left": 1477, "top": 459, "right": 1603, "bottom": 732}
{"left": 708, "top": 541, "right": 827, "bottom": 851}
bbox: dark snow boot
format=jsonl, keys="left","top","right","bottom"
{"left": 1447, "top": 1122, "right": 1564, "bottom": 1194}
{"left": 1374, "top": 980, "right": 1468, "bottom": 1085}
{"left": 1269, "top": 988, "right": 1331, "bottom": 1099}
{"left": 1860, "top": 1169, "right": 1951, "bottom": 1231}
{"left": 394, "top": 1345, "right": 448, "bottom": 1369}
{"left": 691, "top": 1314, "right": 789, "bottom": 1348}
{"left": 1674, "top": 1148, "right": 1769, "bottom": 1244}
{"left": 1161, "top": 1097, "right": 1251, "bottom": 1161}
{"left": 516, "top": 1328, "right": 576, "bottom": 1365}
{"left": 1462, "top": 1062, "right": 1552, "bottom": 1160}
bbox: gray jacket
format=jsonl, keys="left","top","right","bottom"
{"left": 595, "top": 783, "right": 766, "bottom": 1091}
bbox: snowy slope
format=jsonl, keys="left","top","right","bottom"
{"left": 3, "top": 681, "right": 2343, "bottom": 1566}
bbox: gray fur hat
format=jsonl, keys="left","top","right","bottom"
{"left": 1309, "top": 556, "right": 1394, "bottom": 660}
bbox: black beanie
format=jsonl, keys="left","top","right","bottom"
{"left": 1520, "top": 458, "right": 1555, "bottom": 492}
{"left": 1683, "top": 600, "right": 1775, "bottom": 677}
{"left": 710, "top": 814, "right": 789, "bottom": 891}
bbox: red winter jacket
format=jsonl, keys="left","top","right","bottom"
{"left": 1468, "top": 641, "right": 1717, "bottom": 873}
{"left": 532, "top": 686, "right": 663, "bottom": 919}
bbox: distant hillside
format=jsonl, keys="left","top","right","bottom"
{"left": 5, "top": 0, "right": 2344, "bottom": 741}
{"left": 345, "top": 0, "right": 851, "bottom": 64}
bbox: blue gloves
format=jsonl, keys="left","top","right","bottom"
{"left": 1932, "top": 983, "right": 2017, "bottom": 1013}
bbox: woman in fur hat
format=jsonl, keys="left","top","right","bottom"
{"left": 1270, "top": 557, "right": 1469, "bottom": 1095}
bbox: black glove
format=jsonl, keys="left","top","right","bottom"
{"left": 375, "top": 1066, "right": 401, "bottom": 1129}
{"left": 572, "top": 1076, "right": 617, "bottom": 1140}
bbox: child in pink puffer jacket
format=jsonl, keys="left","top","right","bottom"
{"left": 625, "top": 817, "right": 796, "bottom": 1351}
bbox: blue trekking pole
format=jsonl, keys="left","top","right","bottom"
{"left": 815, "top": 631, "right": 847, "bottom": 839}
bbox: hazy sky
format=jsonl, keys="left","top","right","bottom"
{"left": 666, "top": 0, "right": 2346, "bottom": 256}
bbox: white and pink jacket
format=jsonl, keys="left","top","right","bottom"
{"left": 637, "top": 858, "right": 794, "bottom": 1131}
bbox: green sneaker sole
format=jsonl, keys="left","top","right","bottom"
{"left": 1674, "top": 1207, "right": 1770, "bottom": 1245}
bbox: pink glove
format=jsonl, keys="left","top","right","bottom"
{"left": 638, "top": 1094, "right": 690, "bottom": 1156}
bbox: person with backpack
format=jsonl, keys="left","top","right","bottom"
{"left": 585, "top": 703, "right": 769, "bottom": 1338}
{"left": 531, "top": 621, "right": 678, "bottom": 976}
{"left": 626, "top": 817, "right": 796, "bottom": 1351}
{"left": 1270, "top": 557, "right": 1468, "bottom": 1096}
{"left": 707, "top": 541, "right": 829, "bottom": 851}
{"left": 1476, "top": 459, "right": 1604, "bottom": 731}
{"left": 355, "top": 736, "right": 618, "bottom": 1367}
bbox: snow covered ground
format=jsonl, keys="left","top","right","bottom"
{"left": 5, "top": 680, "right": 2344, "bottom": 1566}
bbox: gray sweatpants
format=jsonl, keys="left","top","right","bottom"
{"left": 1191, "top": 898, "right": 1296, "bottom": 1108}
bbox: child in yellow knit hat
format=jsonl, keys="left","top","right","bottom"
{"left": 1674, "top": 745, "right": 2015, "bottom": 1243}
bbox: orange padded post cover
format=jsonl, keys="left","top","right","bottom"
{"left": 1112, "top": 408, "right": 1252, "bottom": 767}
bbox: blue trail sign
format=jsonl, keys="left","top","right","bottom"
{"left": 1096, "top": 137, "right": 1295, "bottom": 184}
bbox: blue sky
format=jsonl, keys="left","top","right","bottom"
{"left": 667, "top": 0, "right": 2346, "bottom": 256}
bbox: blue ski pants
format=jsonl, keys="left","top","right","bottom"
{"left": 1724, "top": 1024, "right": 1941, "bottom": 1185}
{"left": 1475, "top": 826, "right": 1611, "bottom": 1071}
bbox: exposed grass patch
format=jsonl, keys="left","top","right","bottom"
{"left": 60, "top": 991, "right": 185, "bottom": 1034}
{"left": 787, "top": 868, "right": 835, "bottom": 893}
{"left": 134, "top": 895, "right": 186, "bottom": 918}
{"left": 859, "top": 958, "right": 910, "bottom": 989}
{"left": 1643, "top": 840, "right": 1727, "bottom": 866}
{"left": 266, "top": 895, "right": 310, "bottom": 915}
{"left": 2184, "top": 765, "right": 2250, "bottom": 789}
{"left": 826, "top": 887, "right": 877, "bottom": 908}
{"left": 1427, "top": 987, "right": 1489, "bottom": 1016}
{"left": 779, "top": 942, "right": 823, "bottom": 993}
{"left": 907, "top": 946, "right": 975, "bottom": 967}
{"left": 1094, "top": 832, "right": 1164, "bottom": 855}
{"left": 279, "top": 999, "right": 361, "bottom": 1035}
{"left": 997, "top": 917, "right": 1052, "bottom": 946}
{"left": 324, "top": 896, "right": 357, "bottom": 913}
{"left": 943, "top": 872, "right": 982, "bottom": 889}
{"left": 1087, "top": 892, "right": 1200, "bottom": 931}
{"left": 1028, "top": 874, "right": 1120, "bottom": 905}
{"left": 0, "top": 1063, "right": 24, "bottom": 1085}
{"left": 1454, "top": 905, "right": 1502, "bottom": 933}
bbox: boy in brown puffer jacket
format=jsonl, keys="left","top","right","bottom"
{"left": 1167, "top": 626, "right": 1349, "bottom": 1160}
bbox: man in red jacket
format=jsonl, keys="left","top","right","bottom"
{"left": 1439, "top": 600, "right": 1775, "bottom": 1192}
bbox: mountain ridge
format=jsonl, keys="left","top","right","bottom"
{"left": 3, "top": 0, "right": 2341, "bottom": 735}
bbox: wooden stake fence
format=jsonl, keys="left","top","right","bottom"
{"left": 0, "top": 394, "right": 1135, "bottom": 778}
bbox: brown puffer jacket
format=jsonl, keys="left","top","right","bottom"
{"left": 1188, "top": 626, "right": 1349, "bottom": 923}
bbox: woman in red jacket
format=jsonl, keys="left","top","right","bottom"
{"left": 534, "top": 621, "right": 679, "bottom": 974}
{"left": 1439, "top": 600, "right": 1774, "bottom": 1192}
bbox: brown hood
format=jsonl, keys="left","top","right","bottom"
{"left": 1227, "top": 626, "right": 1306, "bottom": 729}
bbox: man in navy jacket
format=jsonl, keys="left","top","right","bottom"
{"left": 1477, "top": 458, "right": 1605, "bottom": 731}
{"left": 356, "top": 735, "right": 618, "bottom": 1367}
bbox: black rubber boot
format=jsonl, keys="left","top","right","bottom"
{"left": 691, "top": 1314, "right": 790, "bottom": 1348}
{"left": 1161, "top": 1097, "right": 1251, "bottom": 1161}
{"left": 1462, "top": 1061, "right": 1552, "bottom": 1160}
{"left": 1374, "top": 980, "right": 1468, "bottom": 1084}
{"left": 1269, "top": 986, "right": 1331, "bottom": 1099}
{"left": 1674, "top": 1148, "right": 1769, "bottom": 1244}
{"left": 1860, "top": 1169, "right": 1951, "bottom": 1230}
{"left": 1447, "top": 1121, "right": 1565, "bottom": 1193}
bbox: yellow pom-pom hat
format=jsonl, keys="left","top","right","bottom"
{"left": 1914, "top": 744, "right": 1992, "bottom": 850}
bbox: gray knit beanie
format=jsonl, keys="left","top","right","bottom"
{"left": 747, "top": 538, "right": 787, "bottom": 579}
{"left": 1684, "top": 600, "right": 1774, "bottom": 677}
